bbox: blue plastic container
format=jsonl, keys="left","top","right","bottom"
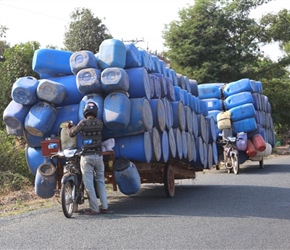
{"left": 192, "top": 110, "right": 199, "bottom": 138}
{"left": 197, "top": 114, "right": 207, "bottom": 142}
{"left": 126, "top": 67, "right": 151, "bottom": 100}
{"left": 150, "top": 99, "right": 166, "bottom": 132}
{"left": 48, "top": 75, "right": 84, "bottom": 106}
{"left": 139, "top": 49, "right": 150, "bottom": 70}
{"left": 198, "top": 83, "right": 223, "bottom": 99}
{"left": 25, "top": 146, "right": 45, "bottom": 175}
{"left": 151, "top": 127, "right": 161, "bottom": 161}
{"left": 174, "top": 86, "right": 184, "bottom": 103}
{"left": 168, "top": 127, "right": 177, "bottom": 158}
{"left": 185, "top": 106, "right": 193, "bottom": 133}
{"left": 37, "top": 79, "right": 66, "bottom": 105}
{"left": 103, "top": 92, "right": 131, "bottom": 130}
{"left": 164, "top": 77, "right": 175, "bottom": 102}
{"left": 151, "top": 55, "right": 161, "bottom": 73}
{"left": 223, "top": 78, "right": 255, "bottom": 98}
{"left": 211, "top": 142, "right": 218, "bottom": 165}
{"left": 192, "top": 136, "right": 205, "bottom": 168}
{"left": 170, "top": 69, "right": 178, "bottom": 86}
{"left": 182, "top": 89, "right": 189, "bottom": 106}
{"left": 124, "top": 43, "right": 141, "bottom": 69}
{"left": 24, "top": 101, "right": 57, "bottom": 137}
{"left": 229, "top": 103, "right": 256, "bottom": 122}
{"left": 148, "top": 74, "right": 155, "bottom": 99}
{"left": 181, "top": 130, "right": 188, "bottom": 159}
{"left": 11, "top": 76, "right": 39, "bottom": 105}
{"left": 113, "top": 132, "right": 152, "bottom": 163}
{"left": 113, "top": 157, "right": 141, "bottom": 195}
{"left": 159, "top": 59, "right": 166, "bottom": 75}
{"left": 200, "top": 98, "right": 223, "bottom": 111}
{"left": 70, "top": 50, "right": 98, "bottom": 75}
{"left": 173, "top": 128, "right": 183, "bottom": 159}
{"left": 150, "top": 74, "right": 161, "bottom": 98}
{"left": 224, "top": 91, "right": 254, "bottom": 110}
{"left": 160, "top": 130, "right": 169, "bottom": 162}
{"left": 183, "top": 76, "right": 191, "bottom": 93}
{"left": 101, "top": 67, "right": 129, "bottom": 93}
{"left": 206, "top": 116, "right": 217, "bottom": 143}
{"left": 236, "top": 132, "right": 248, "bottom": 151}
{"left": 189, "top": 133, "right": 197, "bottom": 162}
{"left": 171, "top": 101, "right": 186, "bottom": 131}
{"left": 199, "top": 100, "right": 208, "bottom": 117}
{"left": 232, "top": 117, "right": 257, "bottom": 133}
{"left": 76, "top": 68, "right": 102, "bottom": 95}
{"left": 176, "top": 73, "right": 186, "bottom": 89}
{"left": 103, "top": 98, "right": 153, "bottom": 139}
{"left": 189, "top": 79, "right": 198, "bottom": 97}
{"left": 3, "top": 100, "right": 30, "bottom": 136}
{"left": 32, "top": 48, "right": 73, "bottom": 77}
{"left": 152, "top": 73, "right": 167, "bottom": 98}
{"left": 98, "top": 39, "right": 126, "bottom": 70}
{"left": 206, "top": 143, "right": 213, "bottom": 169}
{"left": 35, "top": 163, "right": 57, "bottom": 198}
{"left": 162, "top": 98, "right": 173, "bottom": 130}
{"left": 79, "top": 94, "right": 104, "bottom": 120}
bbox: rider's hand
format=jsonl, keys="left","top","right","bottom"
{"left": 67, "top": 121, "right": 74, "bottom": 129}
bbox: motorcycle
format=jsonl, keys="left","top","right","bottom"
{"left": 49, "top": 121, "right": 85, "bottom": 218}
{"left": 222, "top": 136, "right": 240, "bottom": 175}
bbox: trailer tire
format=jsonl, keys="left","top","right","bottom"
{"left": 164, "top": 164, "right": 175, "bottom": 198}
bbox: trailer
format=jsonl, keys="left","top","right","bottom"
{"left": 103, "top": 151, "right": 201, "bottom": 198}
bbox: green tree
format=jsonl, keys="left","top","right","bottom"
{"left": 64, "top": 8, "right": 112, "bottom": 53}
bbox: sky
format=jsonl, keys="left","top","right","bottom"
{"left": 0, "top": 0, "right": 289, "bottom": 60}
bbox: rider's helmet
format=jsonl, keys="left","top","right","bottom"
{"left": 83, "top": 102, "right": 98, "bottom": 118}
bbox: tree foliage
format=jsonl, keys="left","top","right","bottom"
{"left": 64, "top": 8, "right": 112, "bottom": 53}
{"left": 163, "top": 0, "right": 290, "bottom": 133}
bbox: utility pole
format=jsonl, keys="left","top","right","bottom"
{"left": 122, "top": 38, "right": 144, "bottom": 45}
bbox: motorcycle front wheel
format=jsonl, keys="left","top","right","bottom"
{"left": 232, "top": 153, "right": 239, "bottom": 175}
{"left": 60, "top": 180, "right": 75, "bottom": 218}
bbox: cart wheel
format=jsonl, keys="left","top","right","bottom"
{"left": 232, "top": 154, "right": 239, "bottom": 175}
{"left": 164, "top": 164, "right": 175, "bottom": 198}
{"left": 259, "top": 158, "right": 264, "bottom": 169}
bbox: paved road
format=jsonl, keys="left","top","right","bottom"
{"left": 1, "top": 155, "right": 290, "bottom": 250}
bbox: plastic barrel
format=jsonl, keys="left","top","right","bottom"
{"left": 176, "top": 73, "right": 185, "bottom": 89}
{"left": 173, "top": 128, "right": 183, "bottom": 160}
{"left": 185, "top": 106, "right": 193, "bottom": 133}
{"left": 174, "top": 86, "right": 184, "bottom": 103}
{"left": 246, "top": 139, "right": 257, "bottom": 157}
{"left": 48, "top": 75, "right": 84, "bottom": 106}
{"left": 211, "top": 142, "right": 218, "bottom": 166}
{"left": 206, "top": 116, "right": 217, "bottom": 143}
{"left": 24, "top": 101, "right": 57, "bottom": 137}
{"left": 252, "top": 134, "right": 266, "bottom": 152}
{"left": 181, "top": 130, "right": 188, "bottom": 159}
{"left": 151, "top": 127, "right": 162, "bottom": 161}
{"left": 236, "top": 132, "right": 248, "bottom": 151}
{"left": 125, "top": 43, "right": 141, "bottom": 69}
{"left": 32, "top": 48, "right": 73, "bottom": 77}
{"left": 232, "top": 117, "right": 257, "bottom": 134}
{"left": 113, "top": 157, "right": 141, "bottom": 195}
{"left": 11, "top": 76, "right": 39, "bottom": 106}
{"left": 36, "top": 79, "right": 66, "bottom": 105}
{"left": 197, "top": 114, "right": 207, "bottom": 142}
{"left": 192, "top": 110, "right": 199, "bottom": 138}
{"left": 25, "top": 146, "right": 45, "bottom": 176}
{"left": 199, "top": 100, "right": 208, "bottom": 117}
{"left": 162, "top": 97, "right": 173, "bottom": 130}
{"left": 200, "top": 98, "right": 223, "bottom": 111}
{"left": 223, "top": 78, "right": 255, "bottom": 98}
{"left": 160, "top": 130, "right": 169, "bottom": 162}
{"left": 171, "top": 101, "right": 186, "bottom": 131}
{"left": 198, "top": 83, "right": 223, "bottom": 99}
{"left": 103, "top": 98, "right": 153, "bottom": 139}
{"left": 170, "top": 69, "right": 178, "bottom": 86}
{"left": 98, "top": 39, "right": 126, "bottom": 70}
{"left": 126, "top": 67, "right": 151, "bottom": 100}
{"left": 186, "top": 132, "right": 194, "bottom": 162}
{"left": 101, "top": 67, "right": 129, "bottom": 93}
{"left": 224, "top": 91, "right": 254, "bottom": 110}
{"left": 150, "top": 74, "right": 161, "bottom": 98}
{"left": 35, "top": 163, "right": 57, "bottom": 199}
{"left": 150, "top": 99, "right": 166, "bottom": 132}
{"left": 190, "top": 133, "right": 197, "bottom": 162}
{"left": 168, "top": 127, "right": 177, "bottom": 159}
{"left": 148, "top": 74, "right": 155, "bottom": 99}
{"left": 70, "top": 50, "right": 98, "bottom": 75}
{"left": 229, "top": 103, "right": 256, "bottom": 122}
{"left": 193, "top": 136, "right": 205, "bottom": 168}
{"left": 207, "top": 143, "right": 213, "bottom": 169}
{"left": 3, "top": 100, "right": 31, "bottom": 136}
{"left": 113, "top": 132, "right": 152, "bottom": 163}
{"left": 76, "top": 68, "right": 102, "bottom": 95}
{"left": 79, "top": 93, "right": 104, "bottom": 120}
{"left": 165, "top": 77, "right": 175, "bottom": 101}
{"left": 103, "top": 92, "right": 131, "bottom": 130}
{"left": 151, "top": 55, "right": 161, "bottom": 73}
{"left": 152, "top": 73, "right": 167, "bottom": 98}
{"left": 189, "top": 79, "right": 198, "bottom": 97}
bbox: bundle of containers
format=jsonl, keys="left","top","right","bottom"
{"left": 3, "top": 38, "right": 274, "bottom": 197}
{"left": 198, "top": 80, "right": 275, "bottom": 163}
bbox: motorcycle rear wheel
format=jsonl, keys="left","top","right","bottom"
{"left": 232, "top": 154, "right": 239, "bottom": 175}
{"left": 61, "top": 180, "right": 75, "bottom": 218}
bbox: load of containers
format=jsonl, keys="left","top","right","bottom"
{"left": 3, "top": 38, "right": 275, "bottom": 197}
{"left": 199, "top": 79, "right": 275, "bottom": 163}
